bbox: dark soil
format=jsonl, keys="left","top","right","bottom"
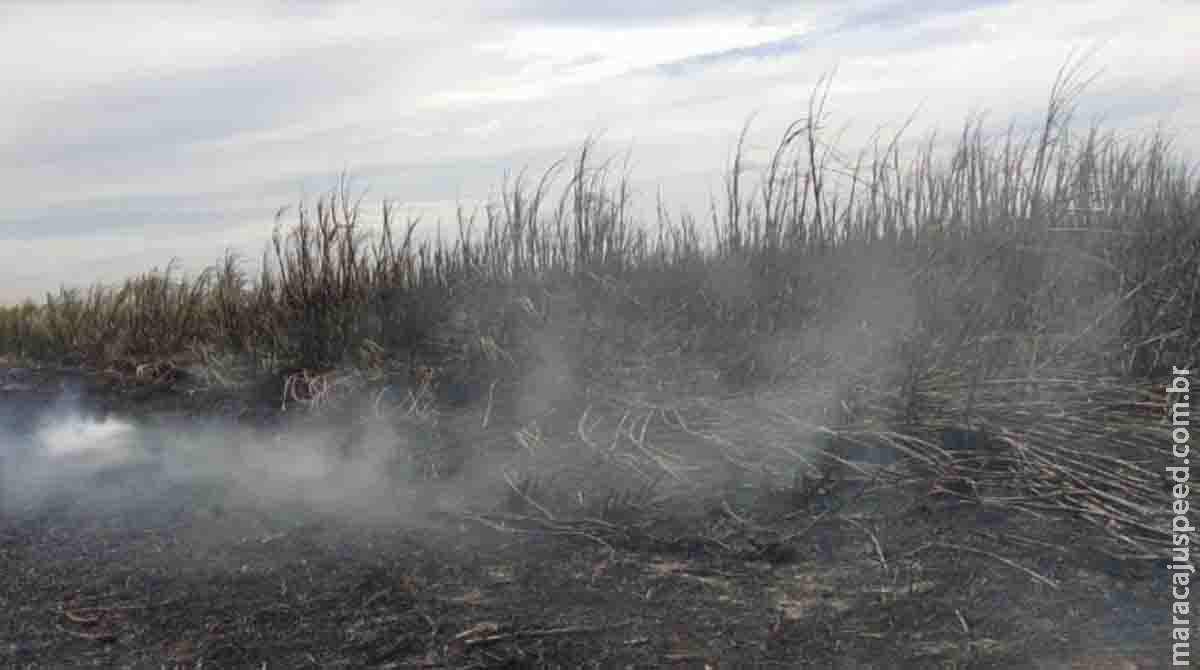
{"left": 0, "top": 364, "right": 1166, "bottom": 669}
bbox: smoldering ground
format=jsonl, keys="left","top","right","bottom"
{"left": 0, "top": 299, "right": 1168, "bottom": 668}
{"left": 0, "top": 389, "right": 474, "bottom": 527}
{"left": 0, "top": 361, "right": 1167, "bottom": 669}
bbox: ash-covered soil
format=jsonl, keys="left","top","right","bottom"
{"left": 0, "top": 364, "right": 1166, "bottom": 669}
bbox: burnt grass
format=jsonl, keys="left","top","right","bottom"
{"left": 1, "top": 68, "right": 1196, "bottom": 669}
{"left": 0, "top": 365, "right": 1163, "bottom": 669}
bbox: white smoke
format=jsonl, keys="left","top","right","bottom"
{"left": 0, "top": 389, "right": 431, "bottom": 523}
{"left": 36, "top": 412, "right": 137, "bottom": 462}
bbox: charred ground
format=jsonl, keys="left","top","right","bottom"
{"left": 0, "top": 361, "right": 1167, "bottom": 669}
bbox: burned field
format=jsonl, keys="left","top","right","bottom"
{"left": 0, "top": 361, "right": 1167, "bottom": 669}
{"left": 1, "top": 68, "right": 1196, "bottom": 668}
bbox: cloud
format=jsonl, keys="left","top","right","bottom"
{"left": 1, "top": 0, "right": 1198, "bottom": 302}
{"left": 494, "top": 0, "right": 810, "bottom": 26}
{"left": 842, "top": 0, "right": 1009, "bottom": 30}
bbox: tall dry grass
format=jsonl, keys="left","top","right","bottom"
{"left": 1, "top": 67, "right": 1196, "bottom": 396}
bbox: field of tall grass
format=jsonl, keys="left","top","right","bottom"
{"left": 3, "top": 69, "right": 1195, "bottom": 387}
{"left": 0, "top": 69, "right": 1195, "bottom": 556}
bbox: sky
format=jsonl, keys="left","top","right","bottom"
{"left": 1, "top": 0, "right": 1197, "bottom": 302}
